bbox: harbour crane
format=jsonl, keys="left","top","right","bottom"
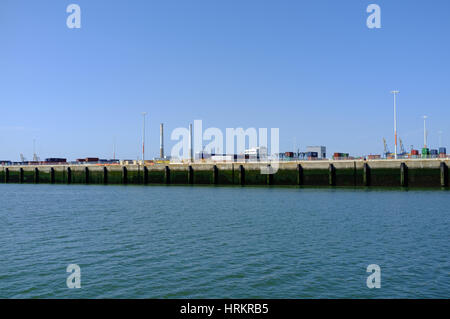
{"left": 32, "top": 139, "right": 40, "bottom": 162}
{"left": 383, "top": 138, "right": 391, "bottom": 158}
{"left": 399, "top": 138, "right": 406, "bottom": 156}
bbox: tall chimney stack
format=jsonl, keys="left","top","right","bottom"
{"left": 189, "top": 123, "right": 193, "bottom": 162}
{"left": 160, "top": 123, "right": 164, "bottom": 159}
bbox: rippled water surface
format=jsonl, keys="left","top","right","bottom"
{"left": 0, "top": 184, "right": 448, "bottom": 298}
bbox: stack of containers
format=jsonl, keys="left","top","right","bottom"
{"left": 307, "top": 152, "right": 318, "bottom": 160}
{"left": 421, "top": 148, "right": 430, "bottom": 158}
{"left": 285, "top": 152, "right": 294, "bottom": 158}
{"left": 439, "top": 147, "right": 447, "bottom": 158}
{"left": 333, "top": 153, "right": 350, "bottom": 160}
{"left": 430, "top": 149, "right": 439, "bottom": 157}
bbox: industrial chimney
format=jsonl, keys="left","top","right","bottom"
{"left": 160, "top": 123, "right": 164, "bottom": 159}
{"left": 189, "top": 123, "right": 193, "bottom": 162}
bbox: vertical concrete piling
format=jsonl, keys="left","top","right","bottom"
{"left": 67, "top": 167, "right": 72, "bottom": 184}
{"left": 34, "top": 167, "right": 39, "bottom": 184}
{"left": 188, "top": 166, "right": 194, "bottom": 184}
{"left": 143, "top": 166, "right": 149, "bottom": 185}
{"left": 50, "top": 167, "right": 55, "bottom": 184}
{"left": 239, "top": 165, "right": 245, "bottom": 186}
{"left": 400, "top": 162, "right": 408, "bottom": 187}
{"left": 297, "top": 164, "right": 303, "bottom": 186}
{"left": 103, "top": 167, "right": 108, "bottom": 185}
{"left": 85, "top": 167, "right": 89, "bottom": 185}
{"left": 122, "top": 166, "right": 127, "bottom": 185}
{"left": 4, "top": 168, "right": 9, "bottom": 183}
{"left": 165, "top": 166, "right": 170, "bottom": 184}
{"left": 440, "top": 162, "right": 448, "bottom": 187}
{"left": 363, "top": 163, "right": 370, "bottom": 186}
{"left": 19, "top": 168, "right": 24, "bottom": 183}
{"left": 329, "top": 164, "right": 336, "bottom": 186}
{"left": 213, "top": 165, "right": 218, "bottom": 185}
{"left": 267, "top": 165, "right": 274, "bottom": 185}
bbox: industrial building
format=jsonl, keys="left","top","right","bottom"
{"left": 2, "top": 116, "right": 447, "bottom": 165}
{"left": 306, "top": 146, "right": 326, "bottom": 159}
{"left": 244, "top": 147, "right": 268, "bottom": 160}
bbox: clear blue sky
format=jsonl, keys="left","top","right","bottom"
{"left": 1, "top": 0, "right": 449, "bottom": 160}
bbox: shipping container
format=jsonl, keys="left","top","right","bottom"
{"left": 211, "top": 155, "right": 234, "bottom": 162}
{"left": 45, "top": 158, "right": 67, "bottom": 163}
{"left": 430, "top": 149, "right": 439, "bottom": 155}
{"left": 439, "top": 147, "right": 447, "bottom": 154}
{"left": 334, "top": 153, "right": 349, "bottom": 157}
{"left": 285, "top": 152, "right": 294, "bottom": 158}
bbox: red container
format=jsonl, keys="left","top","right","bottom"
{"left": 285, "top": 152, "right": 294, "bottom": 158}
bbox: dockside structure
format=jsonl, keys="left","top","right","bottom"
{"left": 1, "top": 159, "right": 449, "bottom": 188}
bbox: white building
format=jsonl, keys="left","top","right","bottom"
{"left": 306, "top": 146, "right": 327, "bottom": 159}
{"left": 244, "top": 146, "right": 268, "bottom": 160}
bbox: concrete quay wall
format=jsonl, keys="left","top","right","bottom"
{"left": 0, "top": 159, "right": 449, "bottom": 188}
